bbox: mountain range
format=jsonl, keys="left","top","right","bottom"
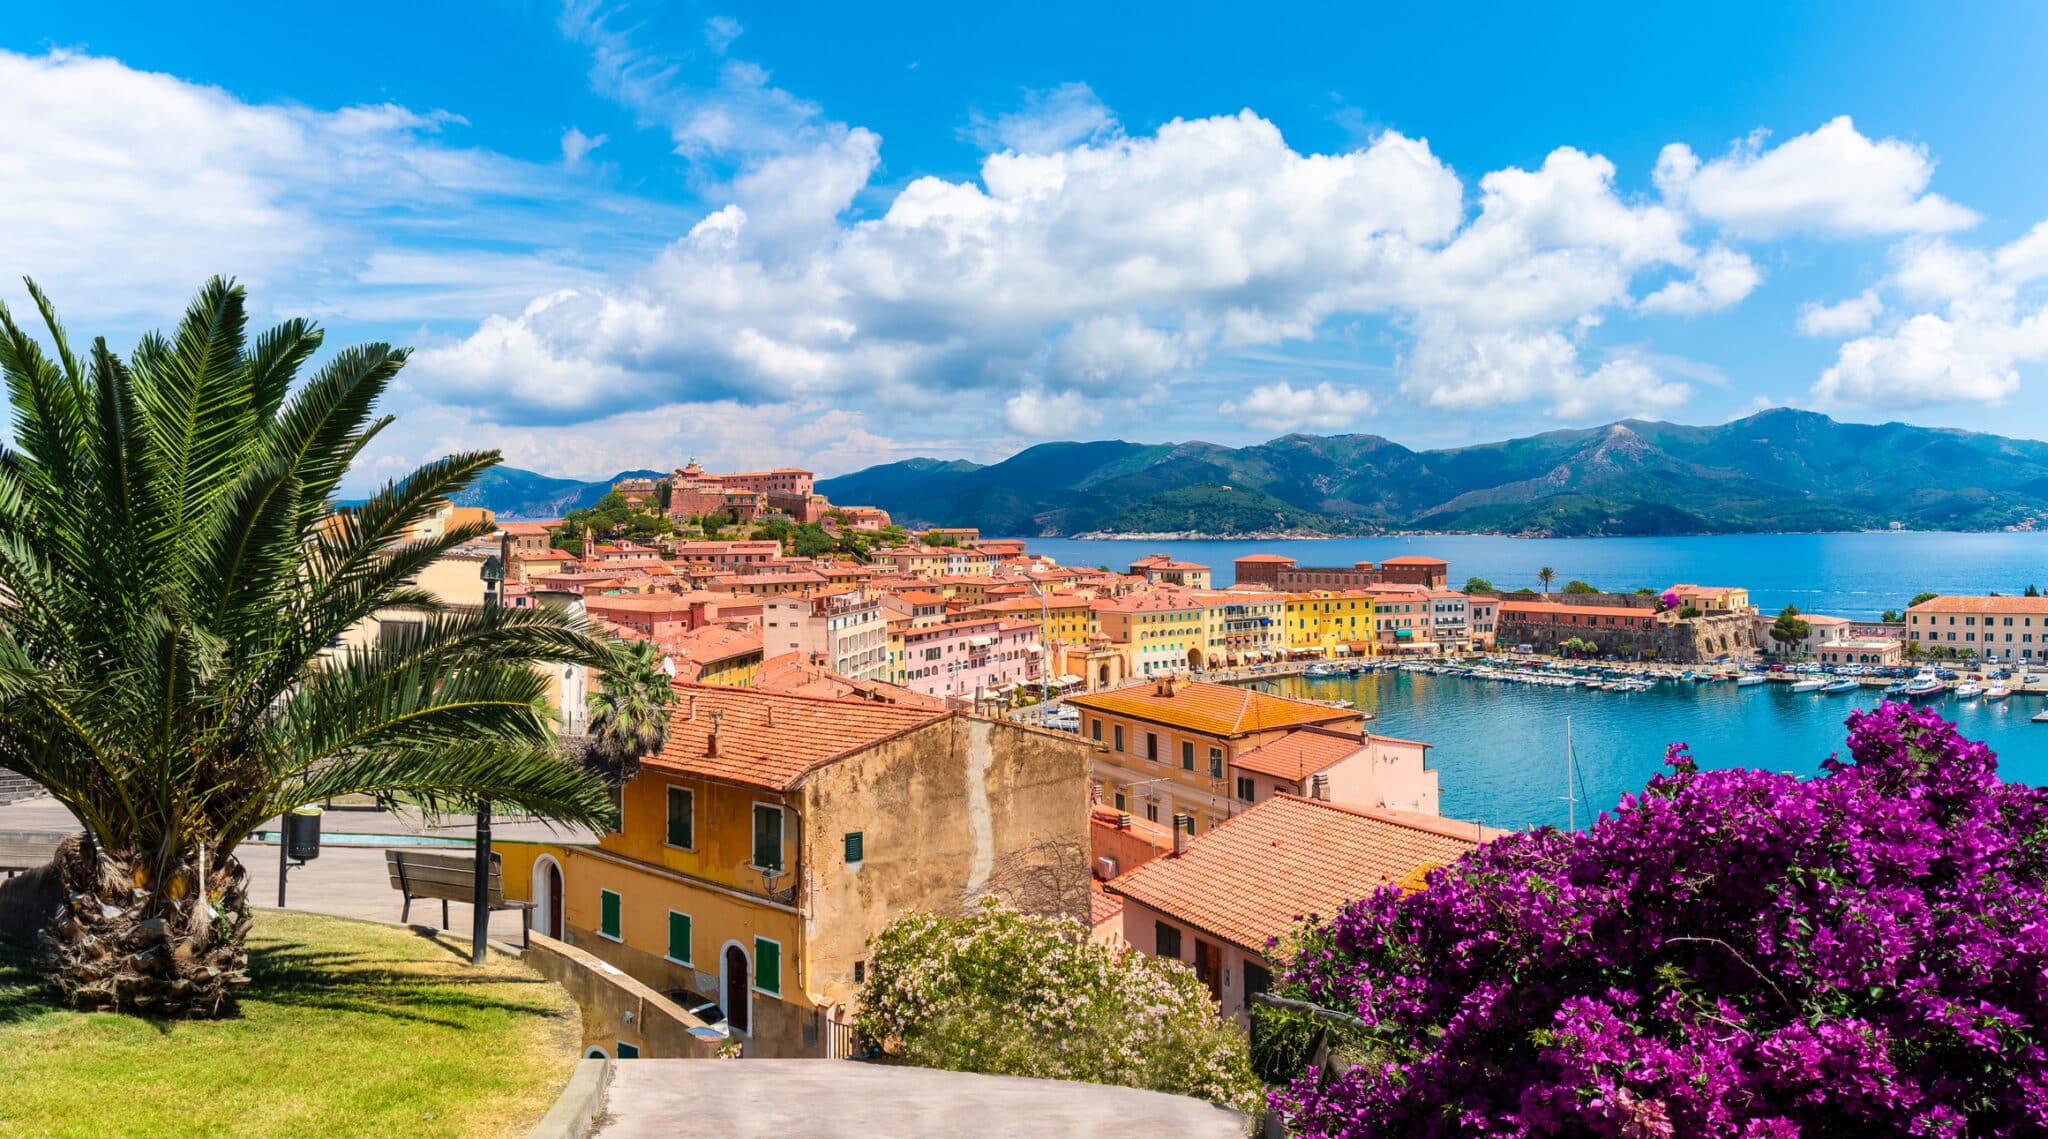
{"left": 448, "top": 466, "right": 664, "bottom": 519}
{"left": 807, "top": 410, "right": 2048, "bottom": 538}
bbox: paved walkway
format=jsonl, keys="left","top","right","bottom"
{"left": 593, "top": 1060, "right": 1245, "bottom": 1138}
{"left": 0, "top": 794, "right": 597, "bottom": 942}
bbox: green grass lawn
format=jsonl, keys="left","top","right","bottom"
{"left": 0, "top": 911, "right": 580, "bottom": 1138}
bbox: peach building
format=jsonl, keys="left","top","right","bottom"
{"left": 1107, "top": 794, "right": 1493, "bottom": 1021}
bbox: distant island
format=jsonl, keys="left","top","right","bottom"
{"left": 805, "top": 409, "right": 2048, "bottom": 539}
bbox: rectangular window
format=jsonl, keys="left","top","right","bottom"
{"left": 615, "top": 1041, "right": 640, "bottom": 1059}
{"left": 1114, "top": 790, "right": 1127, "bottom": 812}
{"left": 755, "top": 937, "right": 782, "bottom": 995}
{"left": 599, "top": 889, "right": 622, "bottom": 941}
{"left": 844, "top": 831, "right": 864, "bottom": 864}
{"left": 665, "top": 786, "right": 694, "bottom": 848}
{"left": 1181, "top": 741, "right": 1194, "bottom": 770}
{"left": 752, "top": 805, "right": 785, "bottom": 873}
{"left": 1145, "top": 802, "right": 1159, "bottom": 823}
{"left": 1237, "top": 775, "right": 1256, "bottom": 802}
{"left": 1209, "top": 748, "right": 1224, "bottom": 779}
{"left": 1113, "top": 725, "right": 1124, "bottom": 752}
{"left": 666, "top": 911, "right": 691, "bottom": 964}
{"left": 1091, "top": 718, "right": 1102, "bottom": 742}
{"left": 1155, "top": 920, "right": 1182, "bottom": 960}
{"left": 1146, "top": 733, "right": 1158, "bottom": 761}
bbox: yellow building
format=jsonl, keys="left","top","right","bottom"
{"left": 1282, "top": 591, "right": 1378, "bottom": 658}
{"left": 1093, "top": 592, "right": 1208, "bottom": 673}
{"left": 1195, "top": 592, "right": 1286, "bottom": 667}
{"left": 497, "top": 684, "right": 1089, "bottom": 1058}
{"left": 970, "top": 595, "right": 1097, "bottom": 649}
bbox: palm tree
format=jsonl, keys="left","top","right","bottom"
{"left": 0, "top": 279, "right": 615, "bottom": 1017}
{"left": 581, "top": 639, "right": 673, "bottom": 788}
{"left": 1538, "top": 567, "right": 1556, "bottom": 595}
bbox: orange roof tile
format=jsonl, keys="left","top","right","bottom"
{"left": 1378, "top": 556, "right": 1448, "bottom": 566}
{"left": 649, "top": 682, "right": 949, "bottom": 791}
{"left": 1106, "top": 795, "right": 1486, "bottom": 956}
{"left": 1066, "top": 680, "right": 1360, "bottom": 738}
{"left": 1907, "top": 595, "right": 2048, "bottom": 615}
{"left": 1231, "top": 727, "right": 1366, "bottom": 782}
{"left": 1090, "top": 882, "right": 1124, "bottom": 928}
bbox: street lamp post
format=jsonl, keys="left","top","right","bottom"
{"left": 472, "top": 544, "right": 505, "bottom": 965}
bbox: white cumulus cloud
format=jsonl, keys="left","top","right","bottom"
{"left": 963, "top": 83, "right": 1120, "bottom": 154}
{"left": 1797, "top": 290, "right": 1882, "bottom": 337}
{"left": 1219, "top": 381, "right": 1377, "bottom": 432}
{"left": 1004, "top": 389, "right": 1104, "bottom": 435}
{"left": 1638, "top": 245, "right": 1762, "bottom": 316}
{"left": 1655, "top": 116, "right": 1977, "bottom": 238}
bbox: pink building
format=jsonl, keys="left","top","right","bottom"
{"left": 894, "top": 617, "right": 1042, "bottom": 703}
{"left": 760, "top": 592, "right": 891, "bottom": 682}
{"left": 1230, "top": 727, "right": 1441, "bottom": 815}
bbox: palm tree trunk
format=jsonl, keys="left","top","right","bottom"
{"left": 40, "top": 835, "right": 252, "bottom": 1016}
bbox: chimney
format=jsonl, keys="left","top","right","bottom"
{"left": 1171, "top": 813, "right": 1191, "bottom": 856}
{"left": 1310, "top": 773, "right": 1330, "bottom": 801}
{"left": 685, "top": 694, "right": 697, "bottom": 721}
{"left": 706, "top": 709, "right": 724, "bottom": 757}
{"left": 1116, "top": 812, "right": 1132, "bottom": 830}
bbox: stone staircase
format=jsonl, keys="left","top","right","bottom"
{"left": 0, "top": 767, "right": 42, "bottom": 806}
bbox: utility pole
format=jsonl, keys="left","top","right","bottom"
{"left": 472, "top": 535, "right": 506, "bottom": 965}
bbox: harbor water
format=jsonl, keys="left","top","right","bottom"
{"left": 1255, "top": 669, "right": 2048, "bottom": 831}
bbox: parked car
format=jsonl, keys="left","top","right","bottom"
{"left": 665, "top": 989, "right": 729, "bottom": 1035}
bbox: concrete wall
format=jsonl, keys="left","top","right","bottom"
{"left": 1322, "top": 738, "right": 1439, "bottom": 816}
{"left": 521, "top": 932, "right": 724, "bottom": 1059}
{"left": 1118, "top": 897, "right": 1263, "bottom": 1025}
{"left": 799, "top": 717, "right": 1091, "bottom": 1016}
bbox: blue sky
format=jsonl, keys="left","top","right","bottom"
{"left": 6, "top": 2, "right": 2048, "bottom": 488}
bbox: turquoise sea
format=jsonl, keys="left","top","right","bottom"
{"left": 1024, "top": 532, "right": 2048, "bottom": 620}
{"left": 1255, "top": 671, "right": 2048, "bottom": 831}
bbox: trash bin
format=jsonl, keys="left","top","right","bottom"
{"left": 285, "top": 805, "right": 323, "bottom": 862}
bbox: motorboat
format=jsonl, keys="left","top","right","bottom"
{"left": 1882, "top": 681, "right": 1909, "bottom": 697}
{"left": 1304, "top": 664, "right": 1336, "bottom": 678}
{"left": 1789, "top": 678, "right": 1827, "bottom": 692}
{"left": 1986, "top": 686, "right": 2012, "bottom": 701}
{"left": 2034, "top": 708, "right": 2048, "bottom": 724}
{"left": 1902, "top": 677, "right": 1946, "bottom": 699}
{"left": 1821, "top": 678, "right": 1860, "bottom": 694}
{"left": 1954, "top": 683, "right": 1983, "bottom": 699}
{"left": 1735, "top": 674, "right": 1766, "bottom": 687}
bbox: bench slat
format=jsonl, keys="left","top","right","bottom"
{"left": 385, "top": 848, "right": 510, "bottom": 908}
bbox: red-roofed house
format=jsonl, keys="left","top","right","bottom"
{"left": 495, "top": 684, "right": 1090, "bottom": 1057}
{"left": 1107, "top": 794, "right": 1495, "bottom": 1020}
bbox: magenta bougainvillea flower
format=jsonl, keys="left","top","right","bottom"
{"left": 1270, "top": 703, "right": 2048, "bottom": 1137}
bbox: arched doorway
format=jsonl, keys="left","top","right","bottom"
{"left": 1097, "top": 664, "right": 1110, "bottom": 687}
{"left": 723, "top": 943, "right": 750, "bottom": 1034}
{"left": 532, "top": 856, "right": 565, "bottom": 940}
{"left": 1186, "top": 648, "right": 1204, "bottom": 669}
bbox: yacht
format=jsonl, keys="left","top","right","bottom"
{"left": 1821, "top": 678, "right": 1861, "bottom": 694}
{"left": 2034, "top": 708, "right": 2048, "bottom": 724}
{"left": 1882, "top": 680, "right": 1909, "bottom": 697}
{"left": 1304, "top": 663, "right": 1336, "bottom": 678}
{"left": 1954, "top": 683, "right": 1984, "bottom": 700}
{"left": 1789, "top": 678, "right": 1827, "bottom": 693}
{"left": 1901, "top": 676, "right": 1946, "bottom": 699}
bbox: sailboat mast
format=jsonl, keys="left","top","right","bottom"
{"left": 1566, "top": 715, "right": 1575, "bottom": 832}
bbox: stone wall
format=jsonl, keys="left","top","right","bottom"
{"left": 1497, "top": 608, "right": 1760, "bottom": 664}
{"left": 522, "top": 931, "right": 726, "bottom": 1059}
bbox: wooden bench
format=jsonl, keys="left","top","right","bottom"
{"left": 384, "top": 848, "right": 534, "bottom": 947}
{"left": 0, "top": 830, "right": 66, "bottom": 876}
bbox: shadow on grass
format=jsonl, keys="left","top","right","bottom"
{"left": 0, "top": 921, "right": 565, "bottom": 1034}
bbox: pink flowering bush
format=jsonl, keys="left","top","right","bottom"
{"left": 1271, "top": 702, "right": 2048, "bottom": 1137}
{"left": 856, "top": 898, "right": 1258, "bottom": 1114}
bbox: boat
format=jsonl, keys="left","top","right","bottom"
{"left": 1789, "top": 678, "right": 1827, "bottom": 692}
{"left": 1882, "top": 681, "right": 1909, "bottom": 697}
{"left": 1902, "top": 678, "right": 1945, "bottom": 699}
{"left": 1304, "top": 664, "right": 1336, "bottom": 678}
{"left": 2034, "top": 709, "right": 2048, "bottom": 724}
{"left": 1736, "top": 675, "right": 1766, "bottom": 687}
{"left": 1955, "top": 683, "right": 1983, "bottom": 699}
{"left": 1821, "top": 678, "right": 1860, "bottom": 694}
{"left": 1986, "top": 686, "right": 2012, "bottom": 701}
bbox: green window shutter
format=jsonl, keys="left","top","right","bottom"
{"left": 666, "top": 786, "right": 693, "bottom": 848}
{"left": 753, "top": 806, "right": 784, "bottom": 873}
{"left": 600, "top": 890, "right": 621, "bottom": 939}
{"left": 755, "top": 938, "right": 781, "bottom": 995}
{"left": 667, "top": 912, "right": 691, "bottom": 964}
{"left": 844, "top": 832, "right": 864, "bottom": 864}
{"left": 615, "top": 1041, "right": 639, "bottom": 1059}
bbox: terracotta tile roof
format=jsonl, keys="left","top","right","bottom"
{"left": 1106, "top": 795, "right": 1485, "bottom": 956}
{"left": 1500, "top": 600, "right": 1659, "bottom": 619}
{"left": 1067, "top": 680, "right": 1360, "bottom": 738}
{"left": 753, "top": 652, "right": 949, "bottom": 709}
{"left": 1379, "top": 556, "right": 1449, "bottom": 566}
{"left": 1090, "top": 883, "right": 1124, "bottom": 928}
{"left": 649, "top": 682, "right": 949, "bottom": 791}
{"left": 1908, "top": 595, "right": 2048, "bottom": 615}
{"left": 667, "top": 624, "right": 763, "bottom": 665}
{"left": 1231, "top": 727, "right": 1366, "bottom": 782}
{"left": 1233, "top": 554, "right": 1296, "bottom": 563}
